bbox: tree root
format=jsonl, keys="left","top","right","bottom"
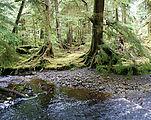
{"left": 17, "top": 45, "right": 52, "bottom": 68}
{"left": 83, "top": 45, "right": 119, "bottom": 68}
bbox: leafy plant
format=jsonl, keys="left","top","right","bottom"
{"left": 0, "top": 1, "right": 19, "bottom": 67}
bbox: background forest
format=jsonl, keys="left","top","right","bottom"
{"left": 0, "top": 0, "right": 151, "bottom": 75}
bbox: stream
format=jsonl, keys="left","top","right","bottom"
{"left": 0, "top": 69, "right": 151, "bottom": 120}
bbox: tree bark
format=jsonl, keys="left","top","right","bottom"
{"left": 12, "top": 0, "right": 26, "bottom": 33}
{"left": 122, "top": 4, "right": 126, "bottom": 24}
{"left": 54, "top": 0, "right": 63, "bottom": 48}
{"left": 115, "top": 8, "right": 119, "bottom": 21}
{"left": 89, "top": 0, "right": 104, "bottom": 56}
{"left": 81, "top": 0, "right": 91, "bottom": 34}
{"left": 148, "top": 1, "right": 151, "bottom": 36}
{"left": 0, "top": 87, "right": 27, "bottom": 98}
{"left": 45, "top": 0, "right": 54, "bottom": 57}
{"left": 84, "top": 0, "right": 118, "bottom": 67}
{"left": 40, "top": 29, "right": 44, "bottom": 39}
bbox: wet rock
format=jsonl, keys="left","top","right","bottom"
{"left": 99, "top": 86, "right": 105, "bottom": 91}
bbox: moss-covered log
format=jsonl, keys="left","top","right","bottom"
{"left": 0, "top": 87, "right": 28, "bottom": 98}
{"left": 16, "top": 47, "right": 31, "bottom": 54}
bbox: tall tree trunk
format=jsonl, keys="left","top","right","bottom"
{"left": 40, "top": 29, "right": 44, "bottom": 39}
{"left": 148, "top": 1, "right": 151, "bottom": 36}
{"left": 115, "top": 8, "right": 119, "bottom": 21}
{"left": 84, "top": 0, "right": 118, "bottom": 67}
{"left": 81, "top": 0, "right": 91, "bottom": 34}
{"left": 122, "top": 4, "right": 126, "bottom": 24}
{"left": 66, "top": 25, "right": 73, "bottom": 47}
{"left": 114, "top": 0, "right": 118, "bottom": 21}
{"left": 89, "top": 0, "right": 104, "bottom": 56}
{"left": 45, "top": 0, "right": 54, "bottom": 57}
{"left": 54, "top": 0, "right": 63, "bottom": 48}
{"left": 33, "top": 17, "right": 37, "bottom": 46}
{"left": 69, "top": 25, "right": 73, "bottom": 47}
{"left": 12, "top": 0, "right": 26, "bottom": 33}
{"left": 84, "top": 0, "right": 104, "bottom": 67}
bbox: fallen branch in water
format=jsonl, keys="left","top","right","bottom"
{"left": 0, "top": 87, "right": 28, "bottom": 98}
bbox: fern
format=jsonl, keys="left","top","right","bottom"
{"left": 0, "top": 1, "right": 19, "bottom": 67}
{"left": 105, "top": 20, "right": 148, "bottom": 58}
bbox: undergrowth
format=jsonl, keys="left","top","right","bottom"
{"left": 96, "top": 63, "right": 151, "bottom": 75}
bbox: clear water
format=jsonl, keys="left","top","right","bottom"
{"left": 1, "top": 86, "right": 151, "bottom": 120}
{"left": 1, "top": 76, "right": 151, "bottom": 120}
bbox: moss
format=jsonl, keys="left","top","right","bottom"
{"left": 0, "top": 51, "right": 85, "bottom": 75}
{"left": 16, "top": 47, "right": 30, "bottom": 54}
{"left": 113, "top": 63, "right": 151, "bottom": 75}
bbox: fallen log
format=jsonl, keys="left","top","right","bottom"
{"left": 0, "top": 87, "right": 28, "bottom": 98}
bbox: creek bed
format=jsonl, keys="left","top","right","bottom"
{"left": 0, "top": 69, "right": 151, "bottom": 120}
{"left": 0, "top": 86, "right": 151, "bottom": 120}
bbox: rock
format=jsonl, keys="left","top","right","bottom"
{"left": 0, "top": 100, "right": 4, "bottom": 103}
{"left": 99, "top": 86, "right": 105, "bottom": 91}
{"left": 72, "top": 83, "right": 78, "bottom": 87}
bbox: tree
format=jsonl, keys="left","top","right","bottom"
{"left": 12, "top": 0, "right": 26, "bottom": 33}
{"left": 0, "top": 1, "right": 19, "bottom": 67}
{"left": 44, "top": 0, "right": 54, "bottom": 57}
{"left": 84, "top": 0, "right": 118, "bottom": 67}
{"left": 54, "top": 0, "right": 63, "bottom": 48}
{"left": 122, "top": 3, "right": 127, "bottom": 24}
{"left": 148, "top": 1, "right": 151, "bottom": 36}
{"left": 81, "top": 0, "right": 91, "bottom": 34}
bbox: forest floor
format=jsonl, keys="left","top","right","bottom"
{"left": 0, "top": 44, "right": 89, "bottom": 75}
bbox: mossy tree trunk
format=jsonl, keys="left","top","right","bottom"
{"left": 122, "top": 3, "right": 126, "bottom": 24}
{"left": 12, "top": 0, "right": 26, "bottom": 34}
{"left": 45, "top": 0, "right": 54, "bottom": 57}
{"left": 148, "top": 1, "right": 151, "bottom": 36}
{"left": 84, "top": 0, "right": 104, "bottom": 67}
{"left": 84, "top": 0, "right": 118, "bottom": 67}
{"left": 54, "top": 0, "right": 64, "bottom": 48}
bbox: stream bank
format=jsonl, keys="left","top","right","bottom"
{"left": 0, "top": 68, "right": 151, "bottom": 100}
{"left": 1, "top": 68, "right": 151, "bottom": 119}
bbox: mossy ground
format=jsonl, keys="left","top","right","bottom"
{"left": 0, "top": 45, "right": 88, "bottom": 75}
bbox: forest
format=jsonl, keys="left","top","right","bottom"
{"left": 0, "top": 0, "right": 151, "bottom": 119}
{"left": 0, "top": 0, "right": 150, "bottom": 75}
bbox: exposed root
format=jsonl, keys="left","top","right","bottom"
{"left": 17, "top": 44, "right": 53, "bottom": 68}
{"left": 83, "top": 45, "right": 119, "bottom": 68}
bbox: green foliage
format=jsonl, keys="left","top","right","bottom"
{"left": 96, "top": 65, "right": 111, "bottom": 76}
{"left": 0, "top": 40, "right": 19, "bottom": 67}
{"left": 105, "top": 20, "right": 151, "bottom": 64}
{"left": 69, "top": 67, "right": 77, "bottom": 71}
{"left": 0, "top": 1, "right": 19, "bottom": 67}
{"left": 113, "top": 63, "right": 151, "bottom": 75}
{"left": 16, "top": 85, "right": 26, "bottom": 92}
{"left": 96, "top": 44, "right": 118, "bottom": 65}
{"left": 137, "top": 63, "right": 151, "bottom": 74}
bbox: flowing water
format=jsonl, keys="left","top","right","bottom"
{"left": 0, "top": 77, "right": 151, "bottom": 120}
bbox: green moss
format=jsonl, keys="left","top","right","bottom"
{"left": 70, "top": 67, "right": 77, "bottom": 71}
{"left": 113, "top": 63, "right": 151, "bottom": 75}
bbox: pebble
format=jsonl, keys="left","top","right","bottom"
{"left": 99, "top": 86, "right": 105, "bottom": 91}
{"left": 1, "top": 68, "right": 151, "bottom": 105}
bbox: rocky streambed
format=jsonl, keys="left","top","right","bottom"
{"left": 0, "top": 68, "right": 151, "bottom": 101}
{"left": 0, "top": 68, "right": 151, "bottom": 119}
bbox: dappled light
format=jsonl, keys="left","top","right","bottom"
{"left": 0, "top": 0, "right": 151, "bottom": 119}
